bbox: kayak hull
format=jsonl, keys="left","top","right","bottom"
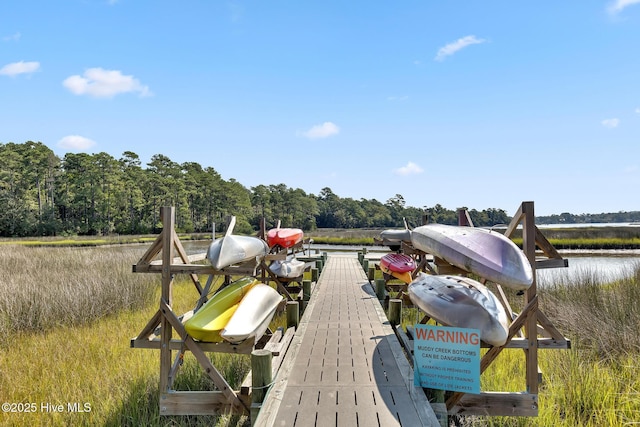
{"left": 379, "top": 253, "right": 416, "bottom": 284}
{"left": 408, "top": 273, "right": 509, "bottom": 347}
{"left": 184, "top": 277, "right": 259, "bottom": 342}
{"left": 207, "top": 235, "right": 269, "bottom": 270}
{"left": 220, "top": 284, "right": 283, "bottom": 344}
{"left": 267, "top": 228, "right": 304, "bottom": 248}
{"left": 410, "top": 224, "right": 533, "bottom": 290}
{"left": 379, "top": 229, "right": 412, "bottom": 250}
{"left": 269, "top": 258, "right": 306, "bottom": 278}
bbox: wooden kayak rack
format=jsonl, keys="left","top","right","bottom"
{"left": 257, "top": 219, "right": 320, "bottom": 302}
{"left": 130, "top": 207, "right": 300, "bottom": 416}
{"left": 381, "top": 201, "right": 571, "bottom": 418}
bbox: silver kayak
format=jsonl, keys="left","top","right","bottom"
{"left": 379, "top": 228, "right": 412, "bottom": 250}
{"left": 269, "top": 258, "right": 306, "bottom": 278}
{"left": 220, "top": 283, "right": 283, "bottom": 344}
{"left": 207, "top": 234, "right": 269, "bottom": 270}
{"left": 410, "top": 224, "right": 533, "bottom": 290}
{"left": 408, "top": 273, "right": 509, "bottom": 347}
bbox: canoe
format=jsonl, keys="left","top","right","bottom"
{"left": 408, "top": 273, "right": 509, "bottom": 346}
{"left": 379, "top": 253, "right": 416, "bottom": 284}
{"left": 269, "top": 257, "right": 306, "bottom": 278}
{"left": 410, "top": 224, "right": 533, "bottom": 290}
{"left": 267, "top": 227, "right": 304, "bottom": 248}
{"left": 220, "top": 283, "right": 283, "bottom": 344}
{"left": 379, "top": 229, "right": 412, "bottom": 251}
{"left": 184, "top": 277, "right": 259, "bottom": 342}
{"left": 207, "top": 235, "right": 269, "bottom": 270}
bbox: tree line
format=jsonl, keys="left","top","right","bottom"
{"left": 4, "top": 140, "right": 632, "bottom": 238}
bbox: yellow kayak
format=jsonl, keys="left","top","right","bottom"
{"left": 185, "top": 277, "right": 259, "bottom": 342}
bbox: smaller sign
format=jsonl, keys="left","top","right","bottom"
{"left": 413, "top": 324, "right": 481, "bottom": 394}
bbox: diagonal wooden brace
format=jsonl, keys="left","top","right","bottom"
{"left": 160, "top": 299, "right": 248, "bottom": 413}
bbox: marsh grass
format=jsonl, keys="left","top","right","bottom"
{"left": 0, "top": 275, "right": 261, "bottom": 427}
{"left": 0, "top": 246, "right": 156, "bottom": 347}
{"left": 0, "top": 234, "right": 209, "bottom": 247}
{"left": 0, "top": 245, "right": 291, "bottom": 426}
{"left": 436, "top": 263, "right": 640, "bottom": 426}
{"left": 540, "top": 261, "right": 640, "bottom": 360}
{"left": 3, "top": 243, "right": 640, "bottom": 426}
{"left": 511, "top": 237, "right": 640, "bottom": 250}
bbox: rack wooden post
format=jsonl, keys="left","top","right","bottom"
{"left": 447, "top": 201, "right": 570, "bottom": 416}
{"left": 394, "top": 201, "right": 570, "bottom": 417}
{"left": 131, "top": 207, "right": 295, "bottom": 417}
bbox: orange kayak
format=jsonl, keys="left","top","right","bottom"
{"left": 266, "top": 228, "right": 304, "bottom": 248}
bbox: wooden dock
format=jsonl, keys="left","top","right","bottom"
{"left": 255, "top": 255, "right": 439, "bottom": 426}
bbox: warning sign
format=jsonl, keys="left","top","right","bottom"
{"left": 413, "top": 324, "right": 481, "bottom": 394}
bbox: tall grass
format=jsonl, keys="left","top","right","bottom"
{"left": 0, "top": 246, "right": 156, "bottom": 347}
{"left": 3, "top": 243, "right": 640, "bottom": 425}
{"left": 0, "top": 245, "right": 288, "bottom": 426}
{"left": 0, "top": 287, "right": 255, "bottom": 426}
{"left": 540, "top": 261, "right": 640, "bottom": 360}
{"left": 450, "top": 263, "right": 640, "bottom": 426}
{"left": 460, "top": 349, "right": 640, "bottom": 426}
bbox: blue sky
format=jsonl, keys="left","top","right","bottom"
{"left": 2, "top": 1, "right": 639, "bottom": 217}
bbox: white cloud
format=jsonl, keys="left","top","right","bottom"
{"left": 2, "top": 32, "right": 21, "bottom": 42}
{"left": 228, "top": 1, "right": 244, "bottom": 22}
{"left": 58, "top": 135, "right": 97, "bottom": 151}
{"left": 394, "top": 161, "right": 424, "bottom": 176}
{"left": 635, "top": 107, "right": 640, "bottom": 115}
{"left": 601, "top": 118, "right": 620, "bottom": 128}
{"left": 435, "top": 35, "right": 486, "bottom": 62}
{"left": 608, "top": 0, "right": 640, "bottom": 14}
{"left": 0, "top": 61, "right": 40, "bottom": 77}
{"left": 298, "top": 122, "right": 340, "bottom": 139}
{"left": 63, "top": 68, "right": 152, "bottom": 98}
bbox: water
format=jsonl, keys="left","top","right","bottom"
{"left": 537, "top": 255, "right": 640, "bottom": 285}
{"left": 183, "top": 241, "right": 639, "bottom": 284}
{"left": 537, "top": 222, "right": 640, "bottom": 228}
{"left": 494, "top": 222, "right": 640, "bottom": 229}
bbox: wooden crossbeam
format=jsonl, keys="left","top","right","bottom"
{"left": 453, "top": 392, "right": 538, "bottom": 417}
{"left": 159, "top": 391, "right": 238, "bottom": 416}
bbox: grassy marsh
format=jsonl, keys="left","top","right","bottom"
{"left": 1, "top": 243, "right": 639, "bottom": 426}
{"left": 392, "top": 262, "right": 640, "bottom": 426}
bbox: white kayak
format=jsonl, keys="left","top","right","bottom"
{"left": 207, "top": 235, "right": 269, "bottom": 270}
{"left": 269, "top": 258, "right": 306, "bottom": 278}
{"left": 408, "top": 273, "right": 510, "bottom": 347}
{"left": 379, "top": 229, "right": 412, "bottom": 250}
{"left": 220, "top": 283, "right": 283, "bottom": 344}
{"left": 410, "top": 224, "right": 533, "bottom": 290}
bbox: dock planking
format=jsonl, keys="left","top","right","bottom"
{"left": 255, "top": 255, "right": 439, "bottom": 426}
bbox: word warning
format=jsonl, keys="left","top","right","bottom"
{"left": 413, "top": 324, "right": 480, "bottom": 394}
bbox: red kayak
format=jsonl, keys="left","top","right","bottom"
{"left": 266, "top": 228, "right": 304, "bottom": 249}
{"left": 379, "top": 253, "right": 416, "bottom": 284}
